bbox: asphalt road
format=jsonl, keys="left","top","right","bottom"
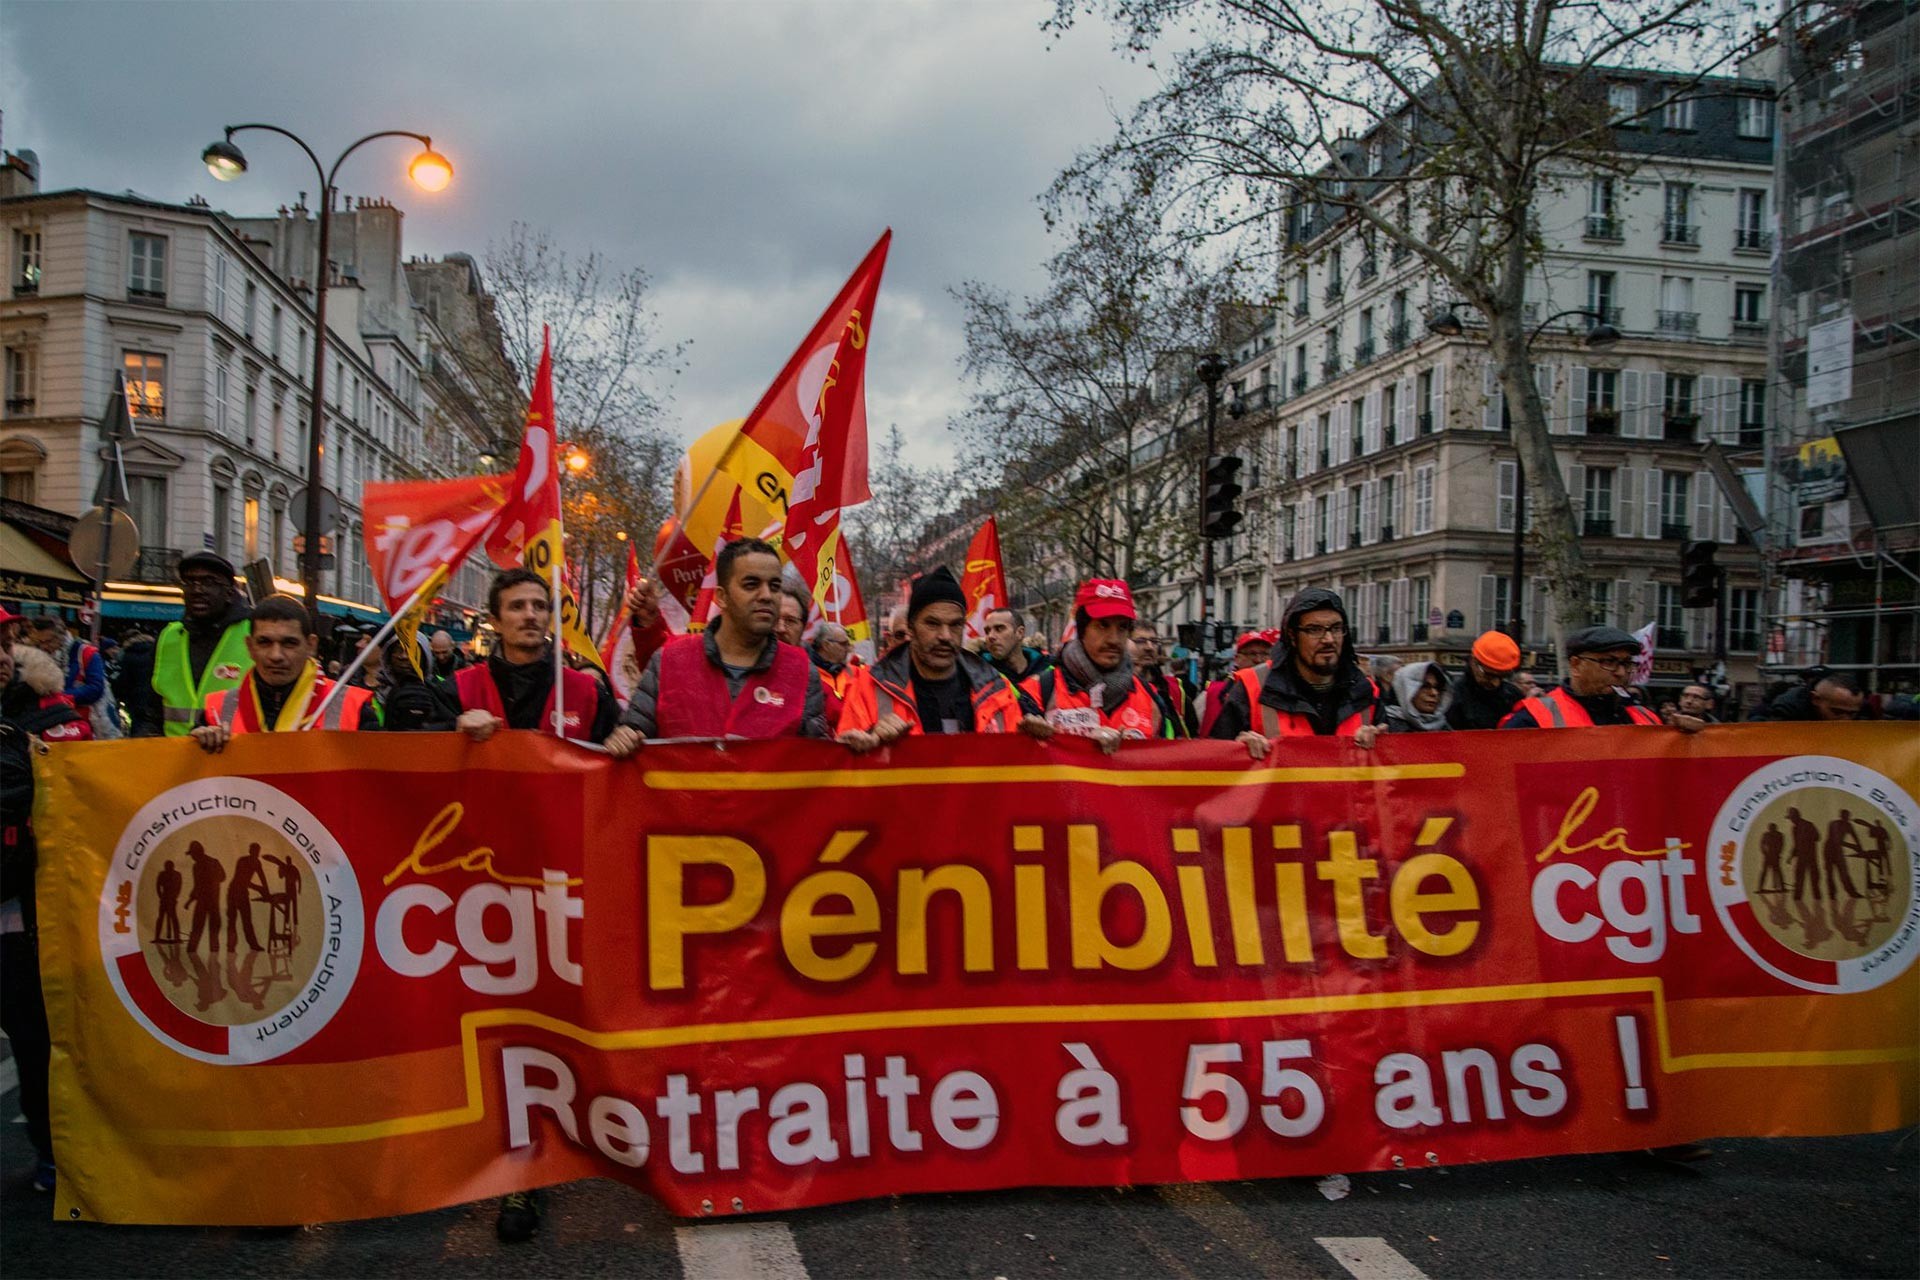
{"left": 4, "top": 1046, "right": 1915, "bottom": 1280}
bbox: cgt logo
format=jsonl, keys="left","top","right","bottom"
{"left": 1528, "top": 787, "right": 1702, "bottom": 963}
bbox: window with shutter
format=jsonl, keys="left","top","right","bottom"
{"left": 1620, "top": 369, "right": 1641, "bottom": 438}
{"left": 1482, "top": 360, "right": 1502, "bottom": 432}
{"left": 1496, "top": 461, "right": 1516, "bottom": 532}
{"left": 1479, "top": 575, "right": 1500, "bottom": 633}
{"left": 1614, "top": 578, "right": 1636, "bottom": 630}
{"left": 1642, "top": 372, "right": 1664, "bottom": 442}
{"left": 1693, "top": 470, "right": 1716, "bottom": 543}
{"left": 1642, "top": 464, "right": 1660, "bottom": 539}
{"left": 1618, "top": 467, "right": 1639, "bottom": 538}
{"left": 1568, "top": 364, "right": 1587, "bottom": 434}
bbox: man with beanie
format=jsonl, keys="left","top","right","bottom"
{"left": 1208, "top": 588, "right": 1381, "bottom": 757}
{"left": 1500, "top": 626, "right": 1667, "bottom": 728}
{"left": 1020, "top": 578, "right": 1175, "bottom": 752}
{"left": 1448, "top": 631, "right": 1527, "bottom": 730}
{"left": 149, "top": 550, "right": 252, "bottom": 738}
{"left": 839, "top": 566, "right": 1037, "bottom": 745}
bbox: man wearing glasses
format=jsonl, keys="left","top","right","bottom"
{"left": 1209, "top": 587, "right": 1382, "bottom": 756}
{"left": 144, "top": 551, "right": 252, "bottom": 738}
{"left": 1499, "top": 626, "right": 1663, "bottom": 728}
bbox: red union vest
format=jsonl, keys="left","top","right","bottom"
{"left": 1023, "top": 668, "right": 1164, "bottom": 739}
{"left": 1522, "top": 686, "right": 1662, "bottom": 728}
{"left": 1232, "top": 663, "right": 1375, "bottom": 737}
{"left": 455, "top": 661, "right": 603, "bottom": 742}
{"left": 653, "top": 635, "right": 809, "bottom": 738}
{"left": 204, "top": 673, "right": 370, "bottom": 734}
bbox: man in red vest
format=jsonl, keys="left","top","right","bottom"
{"left": 1020, "top": 578, "right": 1175, "bottom": 751}
{"left": 1499, "top": 626, "right": 1667, "bottom": 729}
{"left": 455, "top": 568, "right": 616, "bottom": 745}
{"left": 1208, "top": 587, "right": 1381, "bottom": 757}
{"left": 1197, "top": 629, "right": 1274, "bottom": 737}
{"left": 604, "top": 538, "right": 831, "bottom": 753}
{"left": 838, "top": 566, "right": 1037, "bottom": 745}
{"left": 191, "top": 595, "right": 377, "bottom": 750}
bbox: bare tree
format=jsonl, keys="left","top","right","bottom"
{"left": 474, "top": 223, "right": 685, "bottom": 621}
{"left": 1047, "top": 0, "right": 1761, "bottom": 654}
{"left": 954, "top": 196, "right": 1236, "bottom": 624}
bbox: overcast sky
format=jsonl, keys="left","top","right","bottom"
{"left": 0, "top": 0, "right": 1159, "bottom": 469}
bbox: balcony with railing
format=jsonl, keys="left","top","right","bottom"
{"left": 1353, "top": 339, "right": 1376, "bottom": 367}
{"left": 4, "top": 397, "right": 34, "bottom": 416}
{"left": 1378, "top": 523, "right": 1395, "bottom": 543}
{"left": 1292, "top": 300, "right": 1310, "bottom": 321}
{"left": 1387, "top": 320, "right": 1411, "bottom": 350}
{"left": 1586, "top": 408, "right": 1620, "bottom": 435}
{"left": 1582, "top": 516, "right": 1615, "bottom": 537}
{"left": 1729, "top": 629, "right": 1761, "bottom": 652}
{"left": 1735, "top": 227, "right": 1772, "bottom": 253}
{"left": 1737, "top": 419, "right": 1765, "bottom": 450}
{"left": 1587, "top": 305, "right": 1623, "bottom": 327}
{"left": 1390, "top": 244, "right": 1411, "bottom": 265}
{"left": 1321, "top": 354, "right": 1343, "bottom": 379}
{"left": 1317, "top": 447, "right": 1330, "bottom": 469}
{"left": 1660, "top": 520, "right": 1691, "bottom": 540}
{"left": 1324, "top": 279, "right": 1345, "bottom": 304}
{"left": 1657, "top": 626, "right": 1687, "bottom": 649}
{"left": 1292, "top": 372, "right": 1309, "bottom": 395}
{"left": 1357, "top": 256, "right": 1378, "bottom": 284}
{"left": 1733, "top": 315, "right": 1767, "bottom": 340}
{"left": 133, "top": 547, "right": 184, "bottom": 584}
{"left": 1411, "top": 622, "right": 1430, "bottom": 642}
{"left": 1657, "top": 310, "right": 1699, "bottom": 334}
{"left": 1661, "top": 222, "right": 1700, "bottom": 246}
{"left": 1585, "top": 214, "right": 1623, "bottom": 240}
{"left": 1663, "top": 412, "right": 1699, "bottom": 442}
{"left": 1418, "top": 411, "right": 1435, "bottom": 435}
{"left": 1376, "top": 623, "right": 1391, "bottom": 644}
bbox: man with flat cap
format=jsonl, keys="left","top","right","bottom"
{"left": 147, "top": 550, "right": 252, "bottom": 738}
{"left": 1500, "top": 625, "right": 1664, "bottom": 729}
{"left": 839, "top": 565, "right": 1039, "bottom": 745}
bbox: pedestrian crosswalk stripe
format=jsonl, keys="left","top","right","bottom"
{"left": 1317, "top": 1236, "right": 1430, "bottom": 1280}
{"left": 675, "top": 1221, "right": 809, "bottom": 1280}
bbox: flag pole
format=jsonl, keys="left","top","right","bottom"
{"left": 549, "top": 553, "right": 566, "bottom": 736}
{"left": 301, "top": 575, "right": 436, "bottom": 729}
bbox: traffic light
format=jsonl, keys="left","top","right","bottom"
{"left": 1680, "top": 540, "right": 1720, "bottom": 608}
{"left": 1203, "top": 454, "right": 1244, "bottom": 539}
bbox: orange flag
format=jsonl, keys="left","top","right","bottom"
{"left": 484, "top": 328, "right": 561, "bottom": 575}
{"left": 721, "top": 231, "right": 890, "bottom": 607}
{"left": 362, "top": 474, "right": 507, "bottom": 613}
{"left": 961, "top": 516, "right": 1009, "bottom": 640}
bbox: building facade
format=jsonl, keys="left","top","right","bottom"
{"left": 0, "top": 160, "right": 512, "bottom": 633}
{"left": 1152, "top": 68, "right": 1779, "bottom": 701}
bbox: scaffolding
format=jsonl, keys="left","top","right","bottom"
{"left": 1765, "top": 0, "right": 1920, "bottom": 688}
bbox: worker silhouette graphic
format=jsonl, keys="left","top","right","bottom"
{"left": 1756, "top": 822, "right": 1786, "bottom": 895}
{"left": 184, "top": 842, "right": 226, "bottom": 952}
{"left": 1823, "top": 810, "right": 1865, "bottom": 901}
{"left": 153, "top": 858, "right": 183, "bottom": 943}
{"left": 225, "top": 842, "right": 270, "bottom": 952}
{"left": 1787, "top": 807, "right": 1823, "bottom": 902}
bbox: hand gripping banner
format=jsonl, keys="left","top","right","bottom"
{"left": 33, "top": 725, "right": 1919, "bottom": 1225}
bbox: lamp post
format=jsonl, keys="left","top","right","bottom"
{"left": 202, "top": 125, "right": 452, "bottom": 627}
{"left": 1428, "top": 305, "right": 1620, "bottom": 643}
{"left": 1194, "top": 352, "right": 1229, "bottom": 675}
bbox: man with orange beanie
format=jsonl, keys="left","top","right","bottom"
{"left": 1446, "top": 631, "right": 1527, "bottom": 730}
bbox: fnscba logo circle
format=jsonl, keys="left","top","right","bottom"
{"left": 100, "top": 777, "right": 363, "bottom": 1064}
{"left": 1707, "top": 755, "right": 1917, "bottom": 993}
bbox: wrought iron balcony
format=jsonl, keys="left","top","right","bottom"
{"left": 1657, "top": 310, "right": 1699, "bottom": 334}
{"left": 1582, "top": 517, "right": 1615, "bottom": 537}
{"left": 1735, "top": 227, "right": 1772, "bottom": 252}
{"left": 1586, "top": 408, "right": 1620, "bottom": 435}
{"left": 1353, "top": 339, "right": 1376, "bottom": 367}
{"left": 1663, "top": 413, "right": 1699, "bottom": 441}
{"left": 1660, "top": 521, "right": 1691, "bottom": 540}
{"left": 1387, "top": 320, "right": 1411, "bottom": 350}
{"left": 1585, "top": 215, "right": 1622, "bottom": 240}
{"left": 1661, "top": 223, "right": 1700, "bottom": 246}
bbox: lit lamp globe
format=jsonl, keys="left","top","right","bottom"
{"left": 408, "top": 147, "right": 454, "bottom": 193}
{"left": 202, "top": 139, "right": 248, "bottom": 182}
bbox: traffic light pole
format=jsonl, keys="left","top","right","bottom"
{"left": 1195, "top": 354, "right": 1227, "bottom": 682}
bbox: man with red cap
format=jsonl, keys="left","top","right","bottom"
{"left": 1208, "top": 588, "right": 1381, "bottom": 755}
{"left": 1020, "top": 578, "right": 1176, "bottom": 751}
{"left": 1197, "top": 629, "right": 1275, "bottom": 737}
{"left": 838, "top": 566, "right": 1037, "bottom": 744}
{"left": 1446, "top": 630, "right": 1528, "bottom": 730}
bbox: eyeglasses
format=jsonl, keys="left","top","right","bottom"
{"left": 1296, "top": 623, "right": 1347, "bottom": 640}
{"left": 180, "top": 576, "right": 228, "bottom": 592}
{"left": 1577, "top": 653, "right": 1636, "bottom": 672}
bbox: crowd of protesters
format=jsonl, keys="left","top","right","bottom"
{"left": 1, "top": 539, "right": 1910, "bottom": 1237}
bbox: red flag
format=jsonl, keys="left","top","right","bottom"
{"left": 599, "top": 541, "right": 645, "bottom": 701}
{"left": 689, "top": 489, "right": 746, "bottom": 630}
{"left": 821, "top": 535, "right": 876, "bottom": 663}
{"left": 728, "top": 231, "right": 890, "bottom": 604}
{"left": 960, "top": 516, "right": 1009, "bottom": 640}
{"left": 484, "top": 328, "right": 562, "bottom": 574}
{"left": 362, "top": 474, "right": 508, "bottom": 613}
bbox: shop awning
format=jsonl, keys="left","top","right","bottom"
{"left": 0, "top": 522, "right": 91, "bottom": 609}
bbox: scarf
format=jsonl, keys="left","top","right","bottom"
{"left": 250, "top": 660, "right": 322, "bottom": 732}
{"left": 1059, "top": 639, "right": 1138, "bottom": 713}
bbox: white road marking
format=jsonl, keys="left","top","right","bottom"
{"left": 676, "top": 1221, "right": 809, "bottom": 1280}
{"left": 1317, "top": 1236, "right": 1431, "bottom": 1280}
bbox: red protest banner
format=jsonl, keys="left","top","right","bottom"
{"left": 34, "top": 726, "right": 1919, "bottom": 1226}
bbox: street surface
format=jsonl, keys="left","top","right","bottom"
{"left": 4, "top": 1041, "right": 1914, "bottom": 1278}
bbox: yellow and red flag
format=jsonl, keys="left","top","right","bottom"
{"left": 689, "top": 488, "right": 747, "bottom": 630}
{"left": 655, "top": 420, "right": 782, "bottom": 632}
{"left": 484, "top": 328, "right": 562, "bottom": 576}
{"left": 599, "top": 541, "right": 644, "bottom": 700}
{"left": 720, "top": 230, "right": 889, "bottom": 608}
{"left": 822, "top": 533, "right": 876, "bottom": 663}
{"left": 362, "top": 473, "right": 508, "bottom": 613}
{"left": 556, "top": 555, "right": 604, "bottom": 672}
{"left": 960, "top": 516, "right": 1009, "bottom": 640}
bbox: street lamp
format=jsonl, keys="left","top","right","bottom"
{"left": 1430, "top": 305, "right": 1622, "bottom": 642}
{"left": 199, "top": 123, "right": 452, "bottom": 626}
{"left": 1194, "top": 352, "right": 1229, "bottom": 674}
